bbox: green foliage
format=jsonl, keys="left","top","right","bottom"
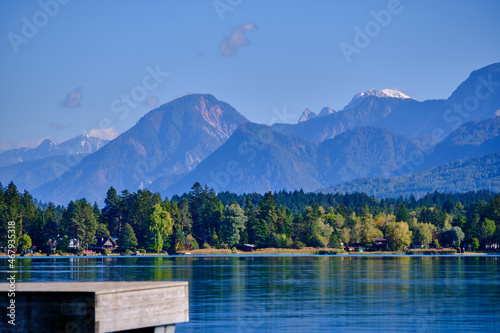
{"left": 147, "top": 203, "right": 174, "bottom": 252}
{"left": 479, "top": 218, "right": 496, "bottom": 244}
{"left": 433, "top": 238, "right": 441, "bottom": 248}
{"left": 101, "top": 187, "right": 121, "bottom": 237}
{"left": 411, "top": 222, "right": 436, "bottom": 246}
{"left": 321, "top": 152, "right": 500, "bottom": 198}
{"left": 186, "top": 234, "right": 199, "bottom": 250}
{"left": 61, "top": 199, "right": 97, "bottom": 250}
{"left": 189, "top": 183, "right": 223, "bottom": 246}
{"left": 220, "top": 203, "right": 247, "bottom": 247}
{"left": 292, "top": 240, "right": 305, "bottom": 249}
{"left": 118, "top": 223, "right": 138, "bottom": 251}
{"left": 95, "top": 223, "right": 110, "bottom": 238}
{"left": 358, "top": 217, "right": 383, "bottom": 248}
{"left": 58, "top": 235, "right": 70, "bottom": 252}
{"left": 328, "top": 233, "right": 342, "bottom": 249}
{"left": 275, "top": 233, "right": 292, "bottom": 248}
{"left": 18, "top": 234, "right": 32, "bottom": 252}
{"left": 471, "top": 237, "right": 480, "bottom": 251}
{"left": 395, "top": 200, "right": 410, "bottom": 222}
{"left": 1, "top": 181, "right": 500, "bottom": 255}
{"left": 203, "top": 242, "right": 211, "bottom": 249}
{"left": 385, "top": 222, "right": 412, "bottom": 251}
{"left": 440, "top": 226, "right": 465, "bottom": 248}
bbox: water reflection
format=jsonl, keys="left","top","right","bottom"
{"left": 5, "top": 256, "right": 499, "bottom": 332}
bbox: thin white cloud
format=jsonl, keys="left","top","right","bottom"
{"left": 144, "top": 96, "right": 160, "bottom": 108}
{"left": 50, "top": 121, "right": 71, "bottom": 130}
{"left": 0, "top": 141, "right": 14, "bottom": 152}
{"left": 0, "top": 137, "right": 50, "bottom": 152}
{"left": 219, "top": 22, "right": 258, "bottom": 57}
{"left": 88, "top": 127, "right": 119, "bottom": 141}
{"left": 63, "top": 87, "right": 83, "bottom": 108}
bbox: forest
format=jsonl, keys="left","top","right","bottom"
{"left": 0, "top": 181, "right": 499, "bottom": 254}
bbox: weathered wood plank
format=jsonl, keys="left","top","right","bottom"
{"left": 0, "top": 281, "right": 189, "bottom": 333}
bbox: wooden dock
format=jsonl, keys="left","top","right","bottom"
{"left": 0, "top": 281, "right": 189, "bottom": 332}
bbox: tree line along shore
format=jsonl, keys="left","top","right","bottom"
{"left": 1, "top": 181, "right": 499, "bottom": 256}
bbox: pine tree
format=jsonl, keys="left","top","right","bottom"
{"left": 118, "top": 223, "right": 138, "bottom": 251}
{"left": 395, "top": 200, "right": 410, "bottom": 223}
{"left": 102, "top": 187, "right": 121, "bottom": 237}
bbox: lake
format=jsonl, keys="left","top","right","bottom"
{"left": 5, "top": 255, "right": 500, "bottom": 332}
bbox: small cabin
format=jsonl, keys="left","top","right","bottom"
{"left": 374, "top": 237, "right": 388, "bottom": 251}
{"left": 89, "top": 237, "right": 117, "bottom": 252}
{"left": 347, "top": 242, "right": 363, "bottom": 252}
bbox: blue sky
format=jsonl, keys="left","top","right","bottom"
{"left": 1, "top": 0, "right": 499, "bottom": 150}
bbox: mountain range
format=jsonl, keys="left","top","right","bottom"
{"left": 0, "top": 135, "right": 108, "bottom": 192}
{"left": 32, "top": 94, "right": 247, "bottom": 204}
{"left": 1, "top": 62, "right": 499, "bottom": 204}
{"left": 0, "top": 135, "right": 108, "bottom": 167}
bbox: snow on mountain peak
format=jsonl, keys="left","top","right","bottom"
{"left": 345, "top": 89, "right": 412, "bottom": 110}
{"left": 355, "top": 88, "right": 411, "bottom": 100}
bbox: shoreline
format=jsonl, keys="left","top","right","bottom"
{"left": 1, "top": 247, "right": 496, "bottom": 259}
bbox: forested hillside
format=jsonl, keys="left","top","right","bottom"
{"left": 1, "top": 181, "right": 499, "bottom": 254}
{"left": 321, "top": 152, "right": 500, "bottom": 198}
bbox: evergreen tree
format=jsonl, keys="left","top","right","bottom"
{"left": 20, "top": 190, "right": 37, "bottom": 237}
{"left": 1, "top": 182, "right": 21, "bottom": 243}
{"left": 128, "top": 189, "right": 155, "bottom": 248}
{"left": 118, "top": 223, "right": 138, "bottom": 251}
{"left": 44, "top": 203, "right": 59, "bottom": 243}
{"left": 189, "top": 183, "right": 223, "bottom": 245}
{"left": 95, "top": 223, "right": 111, "bottom": 238}
{"left": 61, "top": 199, "right": 97, "bottom": 250}
{"left": 257, "top": 192, "right": 278, "bottom": 234}
{"left": 30, "top": 210, "right": 46, "bottom": 248}
{"left": 244, "top": 197, "right": 258, "bottom": 244}
{"left": 178, "top": 197, "right": 192, "bottom": 232}
{"left": 395, "top": 200, "right": 410, "bottom": 223}
{"left": 102, "top": 187, "right": 122, "bottom": 237}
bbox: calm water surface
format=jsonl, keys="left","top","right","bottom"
{"left": 4, "top": 255, "right": 500, "bottom": 332}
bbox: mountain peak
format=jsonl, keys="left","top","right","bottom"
{"left": 361, "top": 89, "right": 411, "bottom": 99}
{"left": 37, "top": 139, "right": 56, "bottom": 149}
{"left": 298, "top": 108, "right": 317, "bottom": 123}
{"left": 345, "top": 89, "right": 412, "bottom": 110}
{"left": 318, "top": 107, "right": 336, "bottom": 117}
